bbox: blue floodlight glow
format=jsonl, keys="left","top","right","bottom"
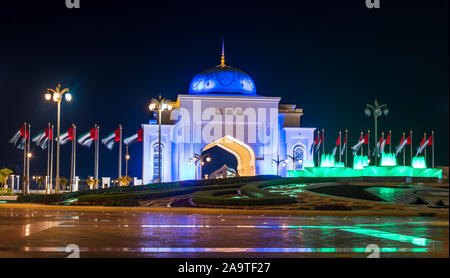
{"left": 189, "top": 66, "right": 257, "bottom": 95}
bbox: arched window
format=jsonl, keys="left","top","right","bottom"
{"left": 153, "top": 144, "right": 163, "bottom": 182}
{"left": 293, "top": 146, "right": 304, "bottom": 170}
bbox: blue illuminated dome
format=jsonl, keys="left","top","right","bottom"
{"left": 188, "top": 42, "right": 257, "bottom": 95}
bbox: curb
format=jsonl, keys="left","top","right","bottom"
{"left": 1, "top": 203, "right": 448, "bottom": 217}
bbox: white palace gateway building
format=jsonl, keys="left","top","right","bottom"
{"left": 141, "top": 46, "right": 316, "bottom": 184}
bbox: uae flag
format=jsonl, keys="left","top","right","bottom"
{"left": 9, "top": 124, "right": 28, "bottom": 149}
{"left": 124, "top": 128, "right": 143, "bottom": 145}
{"left": 45, "top": 126, "right": 53, "bottom": 140}
{"left": 395, "top": 135, "right": 407, "bottom": 156}
{"left": 373, "top": 136, "right": 384, "bottom": 157}
{"left": 416, "top": 134, "right": 429, "bottom": 156}
{"left": 310, "top": 133, "right": 319, "bottom": 154}
{"left": 78, "top": 127, "right": 98, "bottom": 148}
{"left": 32, "top": 130, "right": 48, "bottom": 150}
{"left": 57, "top": 127, "right": 75, "bottom": 145}
{"left": 41, "top": 126, "right": 53, "bottom": 149}
{"left": 351, "top": 133, "right": 365, "bottom": 155}
{"left": 380, "top": 138, "right": 387, "bottom": 154}
{"left": 386, "top": 133, "right": 391, "bottom": 146}
{"left": 102, "top": 128, "right": 121, "bottom": 150}
{"left": 331, "top": 135, "right": 340, "bottom": 156}
{"left": 315, "top": 132, "right": 323, "bottom": 152}
{"left": 340, "top": 133, "right": 347, "bottom": 156}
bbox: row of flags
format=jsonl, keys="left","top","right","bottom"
{"left": 8, "top": 124, "right": 31, "bottom": 149}
{"left": 309, "top": 129, "right": 434, "bottom": 159}
{"left": 9, "top": 124, "right": 144, "bottom": 151}
{"left": 9, "top": 123, "right": 145, "bottom": 190}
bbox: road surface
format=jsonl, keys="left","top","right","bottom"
{"left": 0, "top": 207, "right": 448, "bottom": 258}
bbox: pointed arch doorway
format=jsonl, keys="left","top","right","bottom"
{"left": 203, "top": 135, "right": 256, "bottom": 176}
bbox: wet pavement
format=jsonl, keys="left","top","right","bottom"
{"left": 0, "top": 207, "right": 448, "bottom": 258}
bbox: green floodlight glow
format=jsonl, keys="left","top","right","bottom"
{"left": 412, "top": 156, "right": 426, "bottom": 169}
{"left": 335, "top": 162, "right": 345, "bottom": 167}
{"left": 380, "top": 152, "right": 397, "bottom": 166}
{"left": 353, "top": 155, "right": 369, "bottom": 169}
{"left": 320, "top": 153, "right": 335, "bottom": 167}
{"left": 287, "top": 165, "right": 442, "bottom": 178}
{"left": 304, "top": 160, "right": 315, "bottom": 168}
{"left": 340, "top": 228, "right": 432, "bottom": 246}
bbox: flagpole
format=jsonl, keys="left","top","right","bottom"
{"left": 70, "top": 125, "right": 74, "bottom": 192}
{"left": 125, "top": 145, "right": 129, "bottom": 177}
{"left": 22, "top": 123, "right": 27, "bottom": 195}
{"left": 338, "top": 130, "right": 341, "bottom": 162}
{"left": 317, "top": 130, "right": 321, "bottom": 166}
{"left": 361, "top": 131, "right": 363, "bottom": 156}
{"left": 432, "top": 130, "right": 434, "bottom": 168}
{"left": 46, "top": 123, "right": 50, "bottom": 194}
{"left": 73, "top": 124, "right": 77, "bottom": 191}
{"left": 142, "top": 125, "right": 145, "bottom": 184}
{"left": 118, "top": 124, "right": 123, "bottom": 178}
{"left": 50, "top": 125, "right": 54, "bottom": 193}
{"left": 26, "top": 124, "right": 31, "bottom": 195}
{"left": 423, "top": 132, "right": 427, "bottom": 162}
{"left": 410, "top": 130, "right": 413, "bottom": 164}
{"left": 93, "top": 125, "right": 96, "bottom": 182}
{"left": 345, "top": 129, "right": 348, "bottom": 167}
{"left": 389, "top": 130, "right": 392, "bottom": 153}
{"left": 402, "top": 132, "right": 406, "bottom": 166}
{"left": 96, "top": 125, "right": 100, "bottom": 182}
{"left": 367, "top": 129, "right": 370, "bottom": 162}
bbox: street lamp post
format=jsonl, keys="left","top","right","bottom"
{"left": 272, "top": 154, "right": 285, "bottom": 176}
{"left": 286, "top": 154, "right": 296, "bottom": 170}
{"left": 125, "top": 145, "right": 130, "bottom": 178}
{"left": 26, "top": 150, "right": 32, "bottom": 194}
{"left": 364, "top": 100, "right": 388, "bottom": 166}
{"left": 149, "top": 95, "right": 172, "bottom": 183}
{"left": 189, "top": 149, "right": 211, "bottom": 180}
{"left": 45, "top": 83, "right": 72, "bottom": 193}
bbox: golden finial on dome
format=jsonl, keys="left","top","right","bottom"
{"left": 220, "top": 38, "right": 226, "bottom": 67}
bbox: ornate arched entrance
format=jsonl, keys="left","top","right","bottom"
{"left": 203, "top": 135, "right": 256, "bottom": 176}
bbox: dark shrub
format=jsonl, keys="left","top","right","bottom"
{"left": 411, "top": 198, "right": 428, "bottom": 205}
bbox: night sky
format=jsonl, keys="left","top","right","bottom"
{"left": 0, "top": 0, "right": 448, "bottom": 180}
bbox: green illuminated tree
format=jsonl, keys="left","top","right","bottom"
{"left": 0, "top": 168, "right": 13, "bottom": 190}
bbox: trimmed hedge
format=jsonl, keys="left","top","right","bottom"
{"left": 16, "top": 175, "right": 279, "bottom": 204}
{"left": 17, "top": 191, "right": 82, "bottom": 204}
{"left": 77, "top": 183, "right": 246, "bottom": 205}
{"left": 192, "top": 177, "right": 338, "bottom": 206}
{"left": 192, "top": 186, "right": 297, "bottom": 206}
{"left": 241, "top": 177, "right": 338, "bottom": 197}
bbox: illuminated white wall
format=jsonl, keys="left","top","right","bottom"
{"left": 142, "top": 94, "right": 315, "bottom": 183}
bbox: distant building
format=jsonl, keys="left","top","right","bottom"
{"left": 209, "top": 164, "right": 238, "bottom": 179}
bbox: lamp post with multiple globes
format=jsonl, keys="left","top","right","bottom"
{"left": 45, "top": 83, "right": 72, "bottom": 193}
{"left": 149, "top": 95, "right": 172, "bottom": 183}
{"left": 189, "top": 150, "right": 211, "bottom": 180}
{"left": 272, "top": 154, "right": 286, "bottom": 176}
{"left": 364, "top": 100, "right": 388, "bottom": 166}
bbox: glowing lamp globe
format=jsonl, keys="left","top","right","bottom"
{"left": 53, "top": 93, "right": 60, "bottom": 102}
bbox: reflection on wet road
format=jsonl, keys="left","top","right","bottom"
{"left": 0, "top": 208, "right": 448, "bottom": 258}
